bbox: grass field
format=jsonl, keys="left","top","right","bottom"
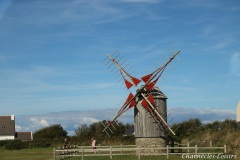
{"left": 0, "top": 148, "right": 238, "bottom": 160}
{"left": 0, "top": 148, "right": 53, "bottom": 160}
{"left": 0, "top": 147, "right": 177, "bottom": 160}
{"left": 65, "top": 155, "right": 180, "bottom": 160}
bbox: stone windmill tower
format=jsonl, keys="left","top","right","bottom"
{"left": 134, "top": 86, "right": 168, "bottom": 148}
{"left": 102, "top": 50, "right": 181, "bottom": 149}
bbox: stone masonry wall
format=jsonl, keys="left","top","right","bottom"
{"left": 136, "top": 137, "right": 166, "bottom": 154}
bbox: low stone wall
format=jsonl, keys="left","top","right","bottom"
{"left": 136, "top": 137, "right": 166, "bottom": 154}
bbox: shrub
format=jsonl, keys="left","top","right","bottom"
{"left": 32, "top": 124, "right": 67, "bottom": 147}
{"left": 29, "top": 139, "right": 52, "bottom": 148}
{"left": 0, "top": 140, "right": 9, "bottom": 147}
{"left": 4, "top": 140, "right": 28, "bottom": 150}
{"left": 33, "top": 124, "right": 67, "bottom": 140}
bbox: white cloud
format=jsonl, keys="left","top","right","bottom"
{"left": 81, "top": 117, "right": 99, "bottom": 124}
{"left": 230, "top": 53, "right": 240, "bottom": 76}
{"left": 0, "top": 0, "right": 12, "bottom": 20}
{"left": 201, "top": 25, "right": 215, "bottom": 37}
{"left": 214, "top": 38, "right": 232, "bottom": 49}
{"left": 169, "top": 107, "right": 236, "bottom": 123}
{"left": 14, "top": 107, "right": 237, "bottom": 136}
{"left": 0, "top": 62, "right": 123, "bottom": 115}
{"left": 29, "top": 117, "right": 49, "bottom": 128}
{"left": 15, "top": 109, "right": 122, "bottom": 134}
{"left": 0, "top": 56, "right": 4, "bottom": 62}
{"left": 15, "top": 125, "right": 21, "bottom": 131}
{"left": 5, "top": 1, "right": 133, "bottom": 28}
{"left": 120, "top": 0, "right": 163, "bottom": 3}
{"left": 172, "top": 0, "right": 220, "bottom": 9}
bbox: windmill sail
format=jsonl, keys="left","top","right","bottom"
{"left": 102, "top": 51, "right": 181, "bottom": 136}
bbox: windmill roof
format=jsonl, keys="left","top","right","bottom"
{"left": 152, "top": 86, "right": 167, "bottom": 99}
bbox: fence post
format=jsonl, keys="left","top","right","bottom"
{"left": 53, "top": 148, "right": 55, "bottom": 160}
{"left": 166, "top": 145, "right": 169, "bottom": 159}
{"left": 98, "top": 144, "right": 100, "bottom": 154}
{"left": 138, "top": 146, "right": 140, "bottom": 160}
{"left": 170, "top": 140, "right": 174, "bottom": 153}
{"left": 210, "top": 141, "right": 212, "bottom": 148}
{"left": 195, "top": 145, "right": 197, "bottom": 155}
{"left": 121, "top": 144, "right": 123, "bottom": 154}
{"left": 81, "top": 147, "right": 84, "bottom": 160}
{"left": 110, "top": 146, "right": 112, "bottom": 159}
{"left": 187, "top": 142, "right": 189, "bottom": 153}
{"left": 224, "top": 145, "right": 227, "bottom": 153}
{"left": 178, "top": 143, "right": 182, "bottom": 153}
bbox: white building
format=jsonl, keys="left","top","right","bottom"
{"left": 0, "top": 115, "right": 15, "bottom": 140}
{"left": 237, "top": 101, "right": 240, "bottom": 122}
{"left": 0, "top": 115, "right": 33, "bottom": 141}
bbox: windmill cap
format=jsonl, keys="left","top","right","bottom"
{"left": 151, "top": 86, "right": 167, "bottom": 99}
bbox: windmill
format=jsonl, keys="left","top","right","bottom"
{"left": 102, "top": 50, "right": 181, "bottom": 147}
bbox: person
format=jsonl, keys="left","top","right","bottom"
{"left": 64, "top": 138, "right": 69, "bottom": 149}
{"left": 91, "top": 137, "right": 96, "bottom": 153}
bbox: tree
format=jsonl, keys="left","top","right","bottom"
{"left": 74, "top": 120, "right": 132, "bottom": 145}
{"left": 32, "top": 124, "right": 67, "bottom": 147}
{"left": 75, "top": 124, "right": 90, "bottom": 138}
{"left": 34, "top": 124, "right": 67, "bottom": 140}
{"left": 172, "top": 118, "right": 202, "bottom": 140}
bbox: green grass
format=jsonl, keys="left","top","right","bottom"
{"left": 65, "top": 155, "right": 169, "bottom": 160}
{"left": 65, "top": 155, "right": 180, "bottom": 160}
{"left": 0, "top": 148, "right": 238, "bottom": 160}
{"left": 64, "top": 155, "right": 238, "bottom": 160}
{"left": 0, "top": 148, "right": 53, "bottom": 160}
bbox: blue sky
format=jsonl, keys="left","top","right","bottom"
{"left": 0, "top": 0, "right": 239, "bottom": 135}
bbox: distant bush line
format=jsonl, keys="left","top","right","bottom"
{"left": 0, "top": 119, "right": 239, "bottom": 150}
